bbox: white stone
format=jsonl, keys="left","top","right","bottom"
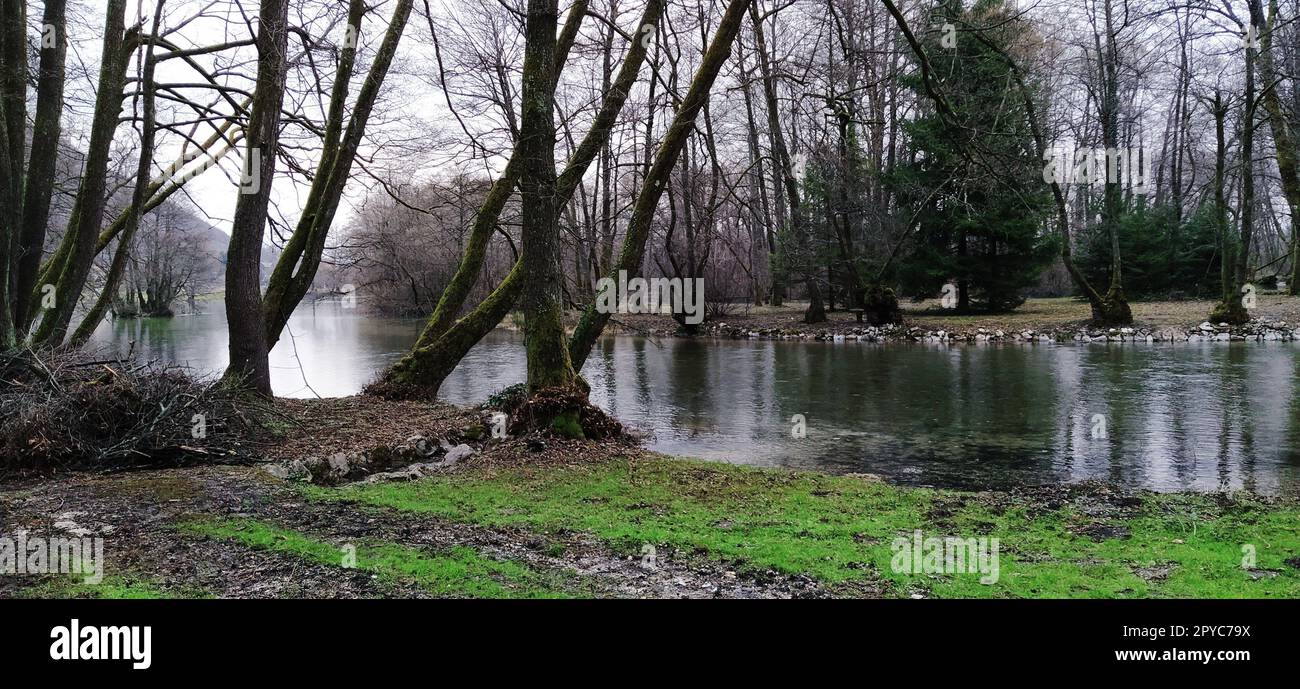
{"left": 444, "top": 444, "right": 475, "bottom": 464}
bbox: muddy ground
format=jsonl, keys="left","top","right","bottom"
{"left": 0, "top": 463, "right": 826, "bottom": 599}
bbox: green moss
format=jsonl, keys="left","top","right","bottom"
{"left": 548, "top": 409, "right": 585, "bottom": 439}
{"left": 179, "top": 517, "right": 572, "bottom": 598}
{"left": 311, "top": 457, "right": 1300, "bottom": 598}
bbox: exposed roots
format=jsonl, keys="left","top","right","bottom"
{"left": 1208, "top": 299, "right": 1250, "bottom": 325}
{"left": 508, "top": 384, "right": 624, "bottom": 440}
{"left": 861, "top": 283, "right": 903, "bottom": 326}
{"left": 363, "top": 376, "right": 441, "bottom": 402}
{"left": 1089, "top": 288, "right": 1133, "bottom": 326}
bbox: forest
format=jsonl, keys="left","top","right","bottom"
{"left": 2, "top": 0, "right": 1300, "bottom": 605}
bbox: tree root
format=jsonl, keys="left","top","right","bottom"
{"left": 508, "top": 384, "right": 623, "bottom": 440}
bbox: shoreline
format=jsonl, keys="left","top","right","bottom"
{"left": 528, "top": 295, "right": 1300, "bottom": 344}
{"left": 3, "top": 446, "right": 1298, "bottom": 599}
{"left": 2, "top": 393, "right": 1298, "bottom": 599}
{"left": 606, "top": 317, "right": 1300, "bottom": 344}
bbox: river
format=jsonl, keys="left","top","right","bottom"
{"left": 90, "top": 300, "right": 1300, "bottom": 495}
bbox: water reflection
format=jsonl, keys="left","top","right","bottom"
{"left": 92, "top": 301, "right": 1300, "bottom": 495}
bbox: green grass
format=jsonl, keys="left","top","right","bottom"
{"left": 308, "top": 456, "right": 1300, "bottom": 598}
{"left": 17, "top": 574, "right": 205, "bottom": 599}
{"left": 179, "top": 518, "right": 574, "bottom": 598}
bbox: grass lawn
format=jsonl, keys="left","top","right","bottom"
{"left": 305, "top": 456, "right": 1300, "bottom": 598}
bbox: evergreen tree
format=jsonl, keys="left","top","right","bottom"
{"left": 891, "top": 0, "right": 1055, "bottom": 312}
{"left": 1076, "top": 203, "right": 1224, "bottom": 299}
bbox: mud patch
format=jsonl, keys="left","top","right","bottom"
{"left": 0, "top": 465, "right": 824, "bottom": 599}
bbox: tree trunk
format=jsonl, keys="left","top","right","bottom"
{"left": 70, "top": 0, "right": 166, "bottom": 347}
{"left": 569, "top": 0, "right": 755, "bottom": 368}
{"left": 517, "top": 0, "right": 578, "bottom": 392}
{"left": 748, "top": 1, "right": 821, "bottom": 322}
{"left": 1208, "top": 92, "right": 1232, "bottom": 312}
{"left": 261, "top": 0, "right": 414, "bottom": 350}
{"left": 738, "top": 36, "right": 778, "bottom": 306}
{"left": 372, "top": 0, "right": 668, "bottom": 397}
{"left": 1255, "top": 0, "right": 1300, "bottom": 295}
{"left": 1095, "top": 0, "right": 1132, "bottom": 325}
{"left": 30, "top": 0, "right": 131, "bottom": 347}
{"left": 0, "top": 0, "right": 24, "bottom": 348}
{"left": 221, "top": 0, "right": 290, "bottom": 396}
{"left": 13, "top": 0, "right": 68, "bottom": 334}
{"left": 1213, "top": 8, "right": 1260, "bottom": 325}
{"left": 405, "top": 1, "right": 592, "bottom": 352}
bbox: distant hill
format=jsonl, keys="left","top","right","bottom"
{"left": 171, "top": 209, "right": 283, "bottom": 293}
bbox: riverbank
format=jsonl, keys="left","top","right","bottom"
{"left": 4, "top": 397, "right": 1299, "bottom": 599}
{"left": 562, "top": 295, "right": 1300, "bottom": 343}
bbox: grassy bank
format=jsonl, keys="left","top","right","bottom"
{"left": 5, "top": 452, "right": 1299, "bottom": 599}
{"left": 302, "top": 456, "right": 1300, "bottom": 598}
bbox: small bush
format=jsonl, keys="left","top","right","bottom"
{"left": 485, "top": 383, "right": 528, "bottom": 414}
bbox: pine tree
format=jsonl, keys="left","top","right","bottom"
{"left": 892, "top": 0, "right": 1055, "bottom": 312}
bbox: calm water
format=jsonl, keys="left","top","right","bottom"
{"left": 92, "top": 301, "right": 1300, "bottom": 495}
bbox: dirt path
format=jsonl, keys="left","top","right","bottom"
{"left": 0, "top": 465, "right": 826, "bottom": 599}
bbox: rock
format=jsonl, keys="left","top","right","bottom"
{"left": 328, "top": 452, "right": 350, "bottom": 476}
{"left": 361, "top": 462, "right": 444, "bottom": 484}
{"left": 417, "top": 436, "right": 443, "bottom": 457}
{"left": 268, "top": 459, "right": 312, "bottom": 483}
{"left": 444, "top": 444, "right": 475, "bottom": 465}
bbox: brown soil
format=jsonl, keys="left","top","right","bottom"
{"left": 266, "top": 396, "right": 485, "bottom": 461}
{"left": 0, "top": 462, "right": 824, "bottom": 599}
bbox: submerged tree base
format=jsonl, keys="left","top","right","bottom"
{"left": 366, "top": 334, "right": 470, "bottom": 401}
